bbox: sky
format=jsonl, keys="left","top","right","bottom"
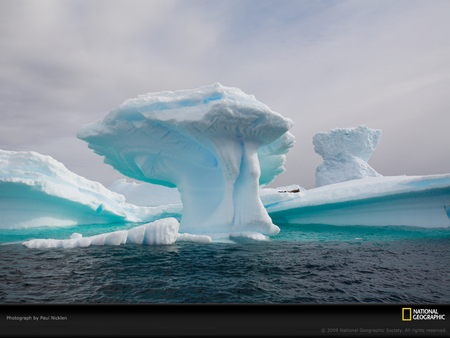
{"left": 1, "top": 0, "right": 449, "bottom": 190}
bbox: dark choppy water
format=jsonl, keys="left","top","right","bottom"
{"left": 0, "top": 223, "right": 449, "bottom": 303}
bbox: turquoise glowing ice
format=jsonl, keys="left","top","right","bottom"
{"left": 78, "top": 83, "right": 294, "bottom": 236}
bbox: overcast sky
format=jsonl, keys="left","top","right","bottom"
{"left": 1, "top": 0, "right": 449, "bottom": 189}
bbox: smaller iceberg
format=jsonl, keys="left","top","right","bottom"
{"left": 0, "top": 149, "right": 181, "bottom": 229}
{"left": 263, "top": 126, "right": 450, "bottom": 228}
{"left": 314, "top": 125, "right": 382, "bottom": 187}
{"left": 22, "top": 218, "right": 213, "bottom": 248}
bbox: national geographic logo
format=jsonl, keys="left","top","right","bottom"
{"left": 402, "top": 308, "right": 446, "bottom": 321}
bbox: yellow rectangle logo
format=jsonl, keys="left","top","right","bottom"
{"left": 402, "top": 308, "right": 412, "bottom": 321}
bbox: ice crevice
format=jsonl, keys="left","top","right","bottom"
{"left": 445, "top": 205, "right": 450, "bottom": 220}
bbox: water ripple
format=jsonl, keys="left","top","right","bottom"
{"left": 0, "top": 234, "right": 449, "bottom": 303}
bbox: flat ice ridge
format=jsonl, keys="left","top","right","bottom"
{"left": 0, "top": 149, "right": 181, "bottom": 229}
{"left": 78, "top": 83, "right": 294, "bottom": 236}
{"left": 22, "top": 218, "right": 212, "bottom": 248}
{"left": 264, "top": 175, "right": 450, "bottom": 228}
{"left": 21, "top": 218, "right": 270, "bottom": 249}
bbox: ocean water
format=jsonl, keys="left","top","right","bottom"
{"left": 0, "top": 223, "right": 449, "bottom": 304}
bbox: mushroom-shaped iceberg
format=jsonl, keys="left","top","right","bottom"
{"left": 77, "top": 83, "right": 294, "bottom": 236}
{"left": 313, "top": 125, "right": 382, "bottom": 187}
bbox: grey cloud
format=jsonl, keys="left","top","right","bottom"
{"left": 0, "top": 0, "right": 449, "bottom": 189}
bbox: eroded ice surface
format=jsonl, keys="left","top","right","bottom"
{"left": 21, "top": 218, "right": 205, "bottom": 248}
{"left": 264, "top": 175, "right": 450, "bottom": 228}
{"left": 78, "top": 83, "right": 294, "bottom": 236}
{"left": 0, "top": 150, "right": 181, "bottom": 229}
{"left": 314, "top": 125, "right": 382, "bottom": 187}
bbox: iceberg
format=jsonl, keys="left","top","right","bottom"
{"left": 176, "top": 233, "right": 212, "bottom": 244}
{"left": 22, "top": 218, "right": 197, "bottom": 248}
{"left": 314, "top": 125, "right": 382, "bottom": 187}
{"left": 3, "top": 76, "right": 448, "bottom": 245}
{"left": 0, "top": 149, "right": 181, "bottom": 229}
{"left": 290, "top": 125, "right": 449, "bottom": 228}
{"left": 78, "top": 83, "right": 294, "bottom": 236}
{"left": 264, "top": 175, "right": 450, "bottom": 228}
